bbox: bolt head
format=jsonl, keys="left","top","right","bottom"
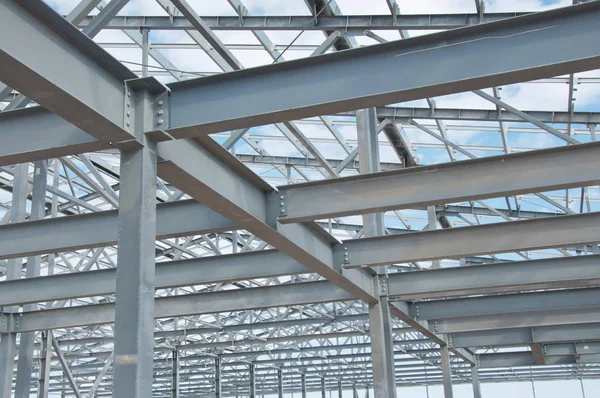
{"left": 157, "top": 119, "right": 164, "bottom": 125}
{"left": 157, "top": 110, "right": 164, "bottom": 115}
{"left": 158, "top": 100, "right": 164, "bottom": 106}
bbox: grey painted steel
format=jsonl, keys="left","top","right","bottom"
{"left": 412, "top": 288, "right": 600, "bottom": 320}
{"left": 215, "top": 357, "right": 221, "bottom": 398}
{"left": 172, "top": 351, "right": 179, "bottom": 398}
{"left": 15, "top": 161, "right": 47, "bottom": 398}
{"left": 81, "top": 0, "right": 129, "bottom": 38}
{"left": 301, "top": 373, "right": 307, "bottom": 398}
{"left": 321, "top": 377, "right": 326, "bottom": 398}
{"left": 471, "top": 366, "right": 481, "bottom": 398}
{"left": 0, "top": 250, "right": 306, "bottom": 307}
{"left": 77, "top": 13, "right": 529, "bottom": 31}
{"left": 376, "top": 105, "right": 600, "bottom": 125}
{"left": 387, "top": 255, "right": 600, "bottom": 300}
{"left": 170, "top": 0, "right": 242, "bottom": 70}
{"left": 341, "top": 212, "right": 600, "bottom": 267}
{"left": 37, "top": 331, "right": 52, "bottom": 398}
{"left": 450, "top": 324, "right": 600, "bottom": 348}
{"left": 278, "top": 141, "right": 600, "bottom": 223}
{"left": 277, "top": 368, "right": 283, "bottom": 398}
{"left": 0, "top": 163, "right": 28, "bottom": 398}
{"left": 358, "top": 107, "right": 396, "bottom": 398}
{"left": 51, "top": 337, "right": 82, "bottom": 398}
{"left": 0, "top": 0, "right": 135, "bottom": 142}
{"left": 17, "top": 281, "right": 354, "bottom": 332}
{"left": 113, "top": 87, "right": 158, "bottom": 398}
{"left": 166, "top": 2, "right": 600, "bottom": 137}
{"left": 0, "top": 107, "right": 105, "bottom": 166}
{"left": 156, "top": 138, "right": 375, "bottom": 303}
{"left": 440, "top": 344, "right": 453, "bottom": 398}
{"left": 0, "top": 199, "right": 233, "bottom": 260}
{"left": 249, "top": 363, "right": 255, "bottom": 398}
{"left": 435, "top": 306, "right": 600, "bottom": 334}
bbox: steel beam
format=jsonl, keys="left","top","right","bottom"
{"left": 0, "top": 107, "right": 105, "bottom": 166}
{"left": 156, "top": 138, "right": 374, "bottom": 302}
{"left": 278, "top": 141, "right": 600, "bottom": 223}
{"left": 450, "top": 324, "right": 600, "bottom": 348}
{"left": 172, "top": 350, "right": 179, "bottom": 398}
{"left": 0, "top": 0, "right": 135, "bottom": 142}
{"left": 17, "top": 281, "right": 354, "bottom": 332}
{"left": 341, "top": 212, "right": 600, "bottom": 267}
{"left": 388, "top": 255, "right": 600, "bottom": 300}
{"left": 435, "top": 307, "right": 600, "bottom": 334}
{"left": 164, "top": 2, "right": 600, "bottom": 138}
{"left": 376, "top": 106, "right": 600, "bottom": 125}
{"left": 477, "top": 352, "right": 575, "bottom": 368}
{"left": 411, "top": 288, "right": 600, "bottom": 320}
{"left": 471, "top": 366, "right": 481, "bottom": 398}
{"left": 0, "top": 250, "right": 307, "bottom": 307}
{"left": 0, "top": 199, "right": 233, "bottom": 261}
{"left": 76, "top": 13, "right": 530, "bottom": 31}
{"left": 37, "top": 331, "right": 52, "bottom": 398}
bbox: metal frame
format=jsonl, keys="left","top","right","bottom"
{"left": 0, "top": 0, "right": 599, "bottom": 397}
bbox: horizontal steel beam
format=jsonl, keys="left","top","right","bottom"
{"left": 278, "top": 141, "right": 600, "bottom": 223}
{"left": 156, "top": 138, "right": 375, "bottom": 302}
{"left": 17, "top": 281, "right": 353, "bottom": 332}
{"left": 411, "top": 288, "right": 600, "bottom": 320}
{"left": 0, "top": 200, "right": 234, "bottom": 260}
{"left": 340, "top": 212, "right": 600, "bottom": 267}
{"left": 434, "top": 307, "right": 600, "bottom": 334}
{"left": 0, "top": 250, "right": 306, "bottom": 306}
{"left": 478, "top": 352, "right": 574, "bottom": 368}
{"left": 376, "top": 106, "right": 600, "bottom": 125}
{"left": 76, "top": 13, "right": 528, "bottom": 32}
{"left": 165, "top": 2, "right": 600, "bottom": 138}
{"left": 0, "top": 0, "right": 135, "bottom": 142}
{"left": 450, "top": 324, "right": 600, "bottom": 348}
{"left": 388, "top": 255, "right": 600, "bottom": 300}
{"left": 0, "top": 107, "right": 106, "bottom": 166}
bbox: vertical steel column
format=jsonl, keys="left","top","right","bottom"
{"left": 141, "top": 29, "right": 149, "bottom": 78}
{"left": 353, "top": 385, "right": 359, "bottom": 398}
{"left": 427, "top": 206, "right": 440, "bottom": 268}
{"left": 0, "top": 163, "right": 29, "bottom": 397}
{"left": 321, "top": 376, "right": 326, "bottom": 398}
{"left": 338, "top": 380, "right": 343, "bottom": 398}
{"left": 357, "top": 108, "right": 396, "bottom": 398}
{"left": 471, "top": 366, "right": 482, "bottom": 398}
{"left": 215, "top": 357, "right": 221, "bottom": 398}
{"left": 172, "top": 350, "right": 179, "bottom": 398}
{"left": 37, "top": 331, "right": 52, "bottom": 398}
{"left": 113, "top": 84, "right": 158, "bottom": 398}
{"left": 301, "top": 373, "right": 307, "bottom": 398}
{"left": 278, "top": 368, "right": 283, "bottom": 398}
{"left": 440, "top": 344, "right": 454, "bottom": 398}
{"left": 249, "top": 363, "right": 256, "bottom": 398}
{"left": 15, "top": 160, "right": 47, "bottom": 398}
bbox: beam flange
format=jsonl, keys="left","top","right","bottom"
{"left": 278, "top": 141, "right": 600, "bottom": 223}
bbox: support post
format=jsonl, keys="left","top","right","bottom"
{"left": 339, "top": 379, "right": 343, "bottom": 398}
{"left": 37, "top": 331, "right": 52, "bottom": 398}
{"left": 471, "top": 366, "right": 482, "bottom": 398}
{"left": 215, "top": 357, "right": 221, "bottom": 398}
{"left": 112, "top": 83, "right": 160, "bottom": 398}
{"left": 278, "top": 368, "right": 283, "bottom": 398}
{"left": 441, "top": 343, "right": 454, "bottom": 398}
{"left": 357, "top": 108, "right": 396, "bottom": 398}
{"left": 15, "top": 160, "right": 47, "bottom": 398}
{"left": 0, "top": 163, "right": 28, "bottom": 397}
{"left": 301, "top": 373, "right": 307, "bottom": 398}
{"left": 249, "top": 363, "right": 256, "bottom": 398}
{"left": 172, "top": 350, "right": 179, "bottom": 398}
{"left": 321, "top": 376, "right": 326, "bottom": 398}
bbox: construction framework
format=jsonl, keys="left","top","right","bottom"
{"left": 0, "top": 0, "right": 599, "bottom": 397}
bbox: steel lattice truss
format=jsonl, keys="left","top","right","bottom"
{"left": 0, "top": 0, "right": 599, "bottom": 397}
